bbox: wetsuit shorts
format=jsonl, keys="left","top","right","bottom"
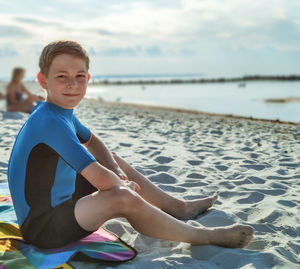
{"left": 21, "top": 174, "right": 97, "bottom": 249}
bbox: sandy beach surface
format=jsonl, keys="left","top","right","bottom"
{"left": 0, "top": 93, "right": 299, "bottom": 268}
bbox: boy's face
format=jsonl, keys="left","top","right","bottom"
{"left": 38, "top": 54, "right": 89, "bottom": 109}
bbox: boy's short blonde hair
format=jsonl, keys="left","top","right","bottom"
{"left": 39, "top": 40, "right": 90, "bottom": 76}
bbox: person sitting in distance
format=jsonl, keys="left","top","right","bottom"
{"left": 6, "top": 67, "right": 44, "bottom": 113}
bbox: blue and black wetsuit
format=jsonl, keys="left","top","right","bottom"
{"left": 8, "top": 101, "right": 97, "bottom": 248}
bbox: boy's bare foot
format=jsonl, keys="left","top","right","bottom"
{"left": 206, "top": 224, "right": 254, "bottom": 248}
{"left": 172, "top": 193, "right": 218, "bottom": 220}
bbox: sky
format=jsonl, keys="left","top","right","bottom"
{"left": 0, "top": 0, "right": 299, "bottom": 79}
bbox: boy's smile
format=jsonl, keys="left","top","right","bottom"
{"left": 38, "top": 54, "right": 90, "bottom": 109}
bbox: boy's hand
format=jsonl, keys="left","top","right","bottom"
{"left": 123, "top": 180, "right": 141, "bottom": 192}
{"left": 114, "top": 166, "right": 129, "bottom": 181}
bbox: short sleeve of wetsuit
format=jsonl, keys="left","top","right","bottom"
{"left": 72, "top": 115, "right": 92, "bottom": 144}
{"left": 41, "top": 117, "right": 96, "bottom": 173}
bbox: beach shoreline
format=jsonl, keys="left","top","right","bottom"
{"left": 88, "top": 74, "right": 300, "bottom": 85}
{"left": 1, "top": 80, "right": 299, "bottom": 124}
{"left": 85, "top": 98, "right": 300, "bottom": 126}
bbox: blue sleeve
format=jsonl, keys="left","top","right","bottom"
{"left": 72, "top": 115, "right": 92, "bottom": 143}
{"left": 40, "top": 117, "right": 96, "bottom": 172}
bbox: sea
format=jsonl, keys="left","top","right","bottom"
{"left": 86, "top": 74, "right": 300, "bottom": 123}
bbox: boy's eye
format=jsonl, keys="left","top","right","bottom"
{"left": 57, "top": 75, "right": 66, "bottom": 79}
{"left": 77, "top": 74, "right": 86, "bottom": 78}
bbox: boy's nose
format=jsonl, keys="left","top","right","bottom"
{"left": 66, "top": 78, "right": 76, "bottom": 87}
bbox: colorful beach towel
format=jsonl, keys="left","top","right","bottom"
{"left": 0, "top": 182, "right": 137, "bottom": 268}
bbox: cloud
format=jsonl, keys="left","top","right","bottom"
{"left": 3, "top": 1, "right": 300, "bottom": 53}
{"left": 268, "top": 20, "right": 300, "bottom": 49}
{"left": 89, "top": 45, "right": 164, "bottom": 57}
{"left": 14, "top": 17, "right": 46, "bottom": 25}
{"left": 0, "top": 25, "right": 31, "bottom": 37}
{"left": 0, "top": 46, "right": 19, "bottom": 57}
{"left": 145, "top": 46, "right": 162, "bottom": 56}
{"left": 0, "top": 0, "right": 299, "bottom": 77}
{"left": 100, "top": 47, "right": 140, "bottom": 57}
{"left": 14, "top": 16, "right": 63, "bottom": 27}
{"left": 96, "top": 29, "right": 115, "bottom": 36}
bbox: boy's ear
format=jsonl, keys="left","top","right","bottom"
{"left": 87, "top": 73, "right": 90, "bottom": 82}
{"left": 37, "top": 72, "right": 48, "bottom": 90}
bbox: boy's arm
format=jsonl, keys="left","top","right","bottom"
{"left": 81, "top": 162, "right": 125, "bottom": 190}
{"left": 84, "top": 133, "right": 128, "bottom": 180}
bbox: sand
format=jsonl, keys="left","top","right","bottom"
{"left": 0, "top": 92, "right": 299, "bottom": 268}
{"left": 264, "top": 97, "right": 300, "bottom": 103}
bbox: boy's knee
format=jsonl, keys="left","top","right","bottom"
{"left": 115, "top": 187, "right": 144, "bottom": 214}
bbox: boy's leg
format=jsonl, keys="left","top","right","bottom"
{"left": 111, "top": 152, "right": 217, "bottom": 220}
{"left": 74, "top": 185, "right": 253, "bottom": 248}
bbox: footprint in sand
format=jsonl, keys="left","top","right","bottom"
{"left": 2, "top": 112, "right": 24, "bottom": 120}
{"left": 277, "top": 200, "right": 297, "bottom": 208}
{"left": 154, "top": 156, "right": 174, "bottom": 164}
{"left": 279, "top": 157, "right": 294, "bottom": 162}
{"left": 251, "top": 223, "right": 277, "bottom": 233}
{"left": 180, "top": 181, "right": 207, "bottom": 187}
{"left": 247, "top": 239, "right": 268, "bottom": 251}
{"left": 215, "top": 165, "right": 229, "bottom": 171}
{"left": 219, "top": 181, "right": 235, "bottom": 190}
{"left": 210, "top": 130, "right": 223, "bottom": 135}
{"left": 148, "top": 140, "right": 166, "bottom": 145}
{"left": 276, "top": 169, "right": 288, "bottom": 175}
{"left": 187, "top": 173, "right": 206, "bottom": 179}
{"left": 233, "top": 179, "right": 253, "bottom": 186}
{"left": 149, "top": 172, "right": 176, "bottom": 184}
{"left": 257, "top": 189, "right": 286, "bottom": 196}
{"left": 159, "top": 185, "right": 186, "bottom": 193}
{"left": 243, "top": 160, "right": 256, "bottom": 164}
{"left": 135, "top": 168, "right": 156, "bottom": 176}
{"left": 146, "top": 165, "right": 170, "bottom": 172}
{"left": 0, "top": 169, "right": 7, "bottom": 175}
{"left": 137, "top": 149, "right": 151, "bottom": 155}
{"left": 241, "top": 146, "right": 254, "bottom": 152}
{"left": 247, "top": 176, "right": 265, "bottom": 184}
{"left": 187, "top": 160, "right": 201, "bottom": 166}
{"left": 120, "top": 142, "right": 132, "bottom": 147}
{"left": 111, "top": 127, "right": 126, "bottom": 132}
{"left": 270, "top": 182, "right": 287, "bottom": 190}
{"left": 237, "top": 192, "right": 265, "bottom": 204}
{"left": 149, "top": 151, "right": 162, "bottom": 158}
{"left": 241, "top": 164, "right": 266, "bottom": 171}
{"left": 279, "top": 162, "right": 300, "bottom": 168}
{"left": 263, "top": 210, "right": 282, "bottom": 223}
{"left": 250, "top": 153, "right": 259, "bottom": 159}
{"left": 108, "top": 116, "right": 119, "bottom": 121}
{"left": 223, "top": 156, "right": 241, "bottom": 160}
{"left": 0, "top": 162, "right": 7, "bottom": 168}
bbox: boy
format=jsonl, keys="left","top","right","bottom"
{"left": 8, "top": 40, "right": 253, "bottom": 249}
